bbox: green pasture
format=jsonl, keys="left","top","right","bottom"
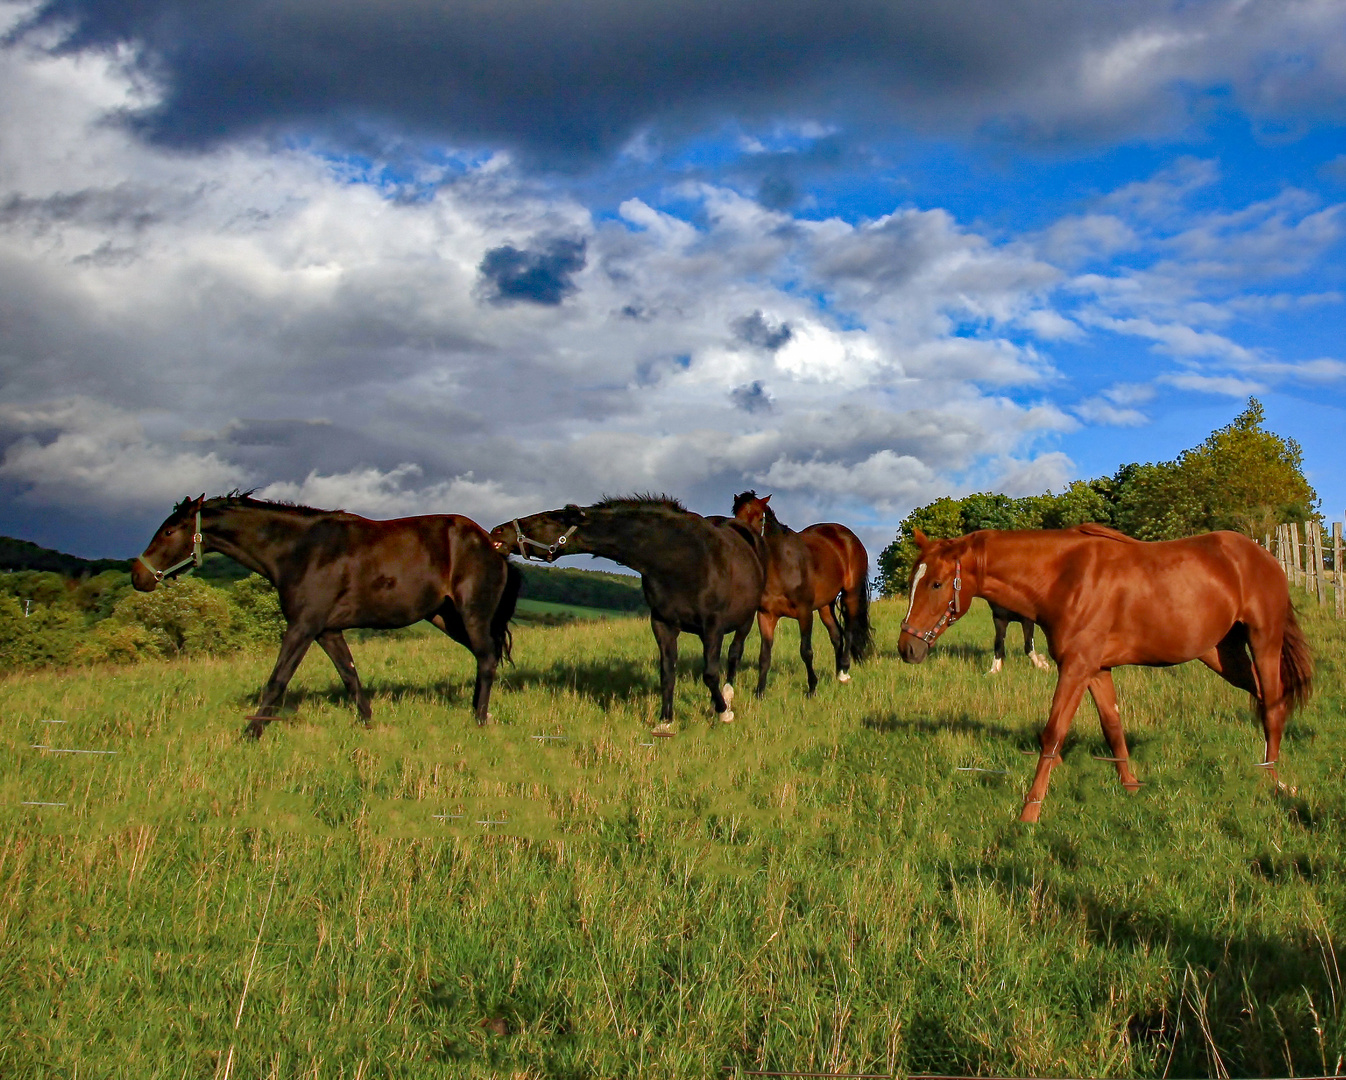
{"left": 1, "top": 594, "right": 1344, "bottom": 1078}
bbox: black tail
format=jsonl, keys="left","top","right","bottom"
{"left": 838, "top": 580, "right": 873, "bottom": 664}
{"left": 492, "top": 561, "right": 522, "bottom": 663}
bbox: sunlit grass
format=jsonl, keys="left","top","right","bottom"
{"left": 1, "top": 594, "right": 1344, "bottom": 1077}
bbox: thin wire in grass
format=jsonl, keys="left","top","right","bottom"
{"left": 222, "top": 854, "right": 281, "bottom": 1080}
{"left": 31, "top": 745, "right": 116, "bottom": 755}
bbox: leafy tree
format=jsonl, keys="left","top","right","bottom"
{"left": 877, "top": 496, "right": 963, "bottom": 597}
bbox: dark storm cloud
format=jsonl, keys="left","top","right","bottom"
{"left": 17, "top": 1, "right": 1326, "bottom": 166}
{"left": 478, "top": 238, "right": 586, "bottom": 306}
{"left": 733, "top": 310, "right": 793, "bottom": 351}
{"left": 729, "top": 380, "right": 775, "bottom": 414}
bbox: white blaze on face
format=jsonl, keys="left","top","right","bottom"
{"left": 905, "top": 562, "right": 927, "bottom": 622}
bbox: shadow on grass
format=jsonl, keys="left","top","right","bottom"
{"left": 500, "top": 655, "right": 706, "bottom": 709}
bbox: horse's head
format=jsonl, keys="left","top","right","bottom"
{"left": 132, "top": 494, "right": 206, "bottom": 591}
{"left": 897, "top": 529, "right": 970, "bottom": 664}
{"left": 732, "top": 490, "right": 769, "bottom": 534}
{"left": 488, "top": 505, "right": 587, "bottom": 561}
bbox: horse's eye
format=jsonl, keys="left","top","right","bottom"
{"left": 931, "top": 581, "right": 943, "bottom": 590}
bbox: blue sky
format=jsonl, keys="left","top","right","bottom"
{"left": 1, "top": 0, "right": 1344, "bottom": 559}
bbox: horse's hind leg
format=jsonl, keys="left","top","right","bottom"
{"left": 1198, "top": 627, "right": 1282, "bottom": 768}
{"left": 818, "top": 601, "right": 849, "bottom": 682}
{"left": 248, "top": 624, "right": 317, "bottom": 738}
{"left": 317, "top": 630, "right": 371, "bottom": 723}
{"left": 435, "top": 599, "right": 498, "bottom": 725}
{"left": 1087, "top": 670, "right": 1140, "bottom": 792}
{"left": 797, "top": 608, "right": 818, "bottom": 696}
{"left": 1024, "top": 619, "right": 1051, "bottom": 670}
{"left": 651, "top": 617, "right": 679, "bottom": 732}
{"left": 754, "top": 612, "right": 778, "bottom": 697}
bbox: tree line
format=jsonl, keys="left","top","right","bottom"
{"left": 877, "top": 398, "right": 1318, "bottom": 596}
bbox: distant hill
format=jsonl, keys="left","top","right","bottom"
{"left": 0, "top": 535, "right": 132, "bottom": 577}
{"left": 0, "top": 533, "right": 647, "bottom": 612}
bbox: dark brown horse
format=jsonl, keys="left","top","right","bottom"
{"left": 897, "top": 523, "right": 1312, "bottom": 823}
{"left": 731, "top": 492, "right": 872, "bottom": 696}
{"left": 986, "top": 602, "right": 1051, "bottom": 675}
{"left": 133, "top": 493, "right": 520, "bottom": 736}
{"left": 489, "top": 496, "right": 764, "bottom": 733}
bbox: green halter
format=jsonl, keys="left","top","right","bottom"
{"left": 137, "top": 508, "right": 203, "bottom": 582}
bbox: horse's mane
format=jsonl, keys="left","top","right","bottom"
{"left": 592, "top": 493, "right": 687, "bottom": 513}
{"left": 192, "top": 489, "right": 343, "bottom": 517}
{"left": 1072, "top": 522, "right": 1140, "bottom": 543}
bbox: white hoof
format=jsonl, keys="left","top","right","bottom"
{"left": 1030, "top": 651, "right": 1051, "bottom": 671}
{"left": 837, "top": 670, "right": 851, "bottom": 683}
{"left": 719, "top": 709, "right": 735, "bottom": 724}
{"left": 722, "top": 683, "right": 734, "bottom": 704}
{"left": 986, "top": 657, "right": 1003, "bottom": 676}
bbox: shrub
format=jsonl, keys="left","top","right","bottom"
{"left": 0, "top": 594, "right": 83, "bottom": 669}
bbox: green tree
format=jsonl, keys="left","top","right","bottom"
{"left": 877, "top": 496, "right": 963, "bottom": 597}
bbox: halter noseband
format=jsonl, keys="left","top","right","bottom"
{"left": 899, "top": 559, "right": 963, "bottom": 645}
{"left": 510, "top": 520, "right": 578, "bottom": 559}
{"left": 137, "top": 508, "right": 204, "bottom": 582}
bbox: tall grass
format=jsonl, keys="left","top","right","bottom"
{"left": 1, "top": 595, "right": 1344, "bottom": 1078}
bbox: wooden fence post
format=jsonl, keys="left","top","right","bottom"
{"left": 1290, "top": 522, "right": 1303, "bottom": 588}
{"left": 1312, "top": 522, "right": 1328, "bottom": 607}
{"left": 1335, "top": 521, "right": 1344, "bottom": 620}
{"left": 1275, "top": 524, "right": 1287, "bottom": 577}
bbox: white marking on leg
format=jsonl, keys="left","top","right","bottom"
{"left": 837, "top": 670, "right": 851, "bottom": 683}
{"left": 722, "top": 683, "right": 734, "bottom": 704}
{"left": 986, "top": 656, "right": 1002, "bottom": 676}
{"left": 1030, "top": 649, "right": 1051, "bottom": 671}
{"left": 720, "top": 709, "right": 734, "bottom": 724}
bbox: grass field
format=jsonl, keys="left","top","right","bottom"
{"left": 1, "top": 592, "right": 1344, "bottom": 1078}
{"left": 512, "top": 597, "right": 629, "bottom": 622}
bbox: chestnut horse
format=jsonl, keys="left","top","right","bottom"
{"left": 897, "top": 523, "right": 1312, "bottom": 823}
{"left": 133, "top": 493, "right": 520, "bottom": 736}
{"left": 490, "top": 496, "right": 764, "bottom": 733}
{"left": 731, "top": 492, "right": 872, "bottom": 696}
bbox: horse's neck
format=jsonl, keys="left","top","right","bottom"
{"left": 578, "top": 512, "right": 696, "bottom": 577}
{"left": 971, "top": 535, "right": 1048, "bottom": 621}
{"left": 204, "top": 507, "right": 314, "bottom": 582}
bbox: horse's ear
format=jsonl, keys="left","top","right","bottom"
{"left": 562, "top": 503, "right": 586, "bottom": 524}
{"left": 761, "top": 494, "right": 771, "bottom": 505}
{"left": 195, "top": 493, "right": 206, "bottom": 507}
{"left": 912, "top": 528, "right": 930, "bottom": 551}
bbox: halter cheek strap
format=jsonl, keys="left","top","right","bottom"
{"left": 510, "top": 521, "right": 578, "bottom": 559}
{"left": 899, "top": 559, "right": 963, "bottom": 645}
{"left": 137, "top": 509, "right": 203, "bottom": 582}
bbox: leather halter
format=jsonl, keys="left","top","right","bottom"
{"left": 137, "top": 508, "right": 203, "bottom": 582}
{"left": 509, "top": 520, "right": 578, "bottom": 559}
{"left": 899, "top": 559, "right": 963, "bottom": 644}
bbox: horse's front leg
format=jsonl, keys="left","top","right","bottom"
{"left": 754, "top": 611, "right": 778, "bottom": 697}
{"left": 317, "top": 630, "right": 371, "bottom": 724}
{"left": 651, "top": 617, "right": 679, "bottom": 734}
{"left": 1025, "top": 620, "right": 1051, "bottom": 671}
{"left": 988, "top": 611, "right": 1009, "bottom": 675}
{"left": 700, "top": 628, "right": 732, "bottom": 722}
{"left": 248, "top": 622, "right": 317, "bottom": 738}
{"left": 1020, "top": 663, "right": 1091, "bottom": 823}
{"left": 723, "top": 618, "right": 754, "bottom": 705}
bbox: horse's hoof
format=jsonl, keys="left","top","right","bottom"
{"left": 1018, "top": 799, "right": 1043, "bottom": 824}
{"left": 837, "top": 670, "right": 851, "bottom": 683}
{"left": 1030, "top": 653, "right": 1051, "bottom": 671}
{"left": 719, "top": 709, "right": 734, "bottom": 724}
{"left": 651, "top": 723, "right": 675, "bottom": 738}
{"left": 722, "top": 683, "right": 734, "bottom": 704}
{"left": 986, "top": 658, "right": 1003, "bottom": 676}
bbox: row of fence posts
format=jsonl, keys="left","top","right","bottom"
{"left": 1264, "top": 518, "right": 1345, "bottom": 619}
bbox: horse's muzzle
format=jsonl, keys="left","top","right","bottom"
{"left": 897, "top": 634, "right": 929, "bottom": 664}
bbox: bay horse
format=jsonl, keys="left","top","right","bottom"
{"left": 986, "top": 602, "right": 1051, "bottom": 675}
{"left": 489, "top": 496, "right": 764, "bottom": 733}
{"left": 897, "top": 523, "right": 1312, "bottom": 823}
{"left": 132, "top": 493, "right": 520, "bottom": 736}
{"left": 731, "top": 492, "right": 872, "bottom": 696}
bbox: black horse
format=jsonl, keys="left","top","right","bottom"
{"left": 986, "top": 602, "right": 1051, "bottom": 675}
{"left": 133, "top": 493, "right": 520, "bottom": 736}
{"left": 490, "top": 496, "right": 765, "bottom": 733}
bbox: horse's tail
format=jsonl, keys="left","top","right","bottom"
{"left": 492, "top": 561, "right": 522, "bottom": 664}
{"left": 838, "top": 577, "right": 874, "bottom": 664}
{"left": 1280, "top": 601, "right": 1313, "bottom": 715}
